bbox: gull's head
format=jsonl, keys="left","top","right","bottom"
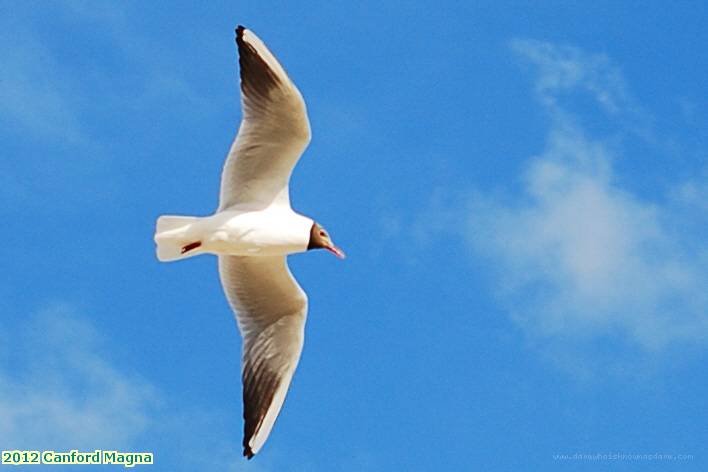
{"left": 307, "top": 222, "right": 345, "bottom": 259}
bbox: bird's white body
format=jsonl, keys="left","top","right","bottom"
{"left": 155, "top": 209, "right": 313, "bottom": 260}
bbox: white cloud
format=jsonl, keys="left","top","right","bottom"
{"left": 0, "top": 3, "right": 204, "bottom": 145}
{"left": 464, "top": 40, "right": 708, "bottom": 354}
{"left": 509, "top": 39, "right": 632, "bottom": 116}
{"left": 673, "top": 177, "right": 708, "bottom": 214}
{"left": 0, "top": 22, "right": 86, "bottom": 145}
{"left": 0, "top": 304, "right": 157, "bottom": 450}
{"left": 0, "top": 4, "right": 209, "bottom": 208}
{"left": 0, "top": 304, "right": 266, "bottom": 471}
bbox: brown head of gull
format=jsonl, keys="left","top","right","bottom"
{"left": 308, "top": 222, "right": 346, "bottom": 258}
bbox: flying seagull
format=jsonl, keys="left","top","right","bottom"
{"left": 154, "top": 25, "right": 344, "bottom": 459}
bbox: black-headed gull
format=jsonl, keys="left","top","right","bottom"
{"left": 154, "top": 25, "right": 344, "bottom": 459}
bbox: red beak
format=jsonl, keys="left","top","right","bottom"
{"left": 326, "top": 244, "right": 346, "bottom": 259}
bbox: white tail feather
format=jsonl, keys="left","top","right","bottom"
{"left": 154, "top": 215, "right": 202, "bottom": 262}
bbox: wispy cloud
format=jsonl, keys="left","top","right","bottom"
{"left": 509, "top": 39, "right": 632, "bottom": 115}
{"left": 461, "top": 41, "right": 708, "bottom": 362}
{"left": 0, "top": 304, "right": 157, "bottom": 450}
{"left": 0, "top": 304, "right": 268, "bottom": 471}
{"left": 0, "top": 4, "right": 211, "bottom": 208}
{"left": 0, "top": 18, "right": 86, "bottom": 145}
{"left": 0, "top": 3, "right": 205, "bottom": 145}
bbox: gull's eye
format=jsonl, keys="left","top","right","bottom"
{"left": 319, "top": 231, "right": 327, "bottom": 238}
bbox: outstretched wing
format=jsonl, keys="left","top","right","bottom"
{"left": 218, "top": 255, "right": 308, "bottom": 458}
{"left": 219, "top": 26, "right": 311, "bottom": 211}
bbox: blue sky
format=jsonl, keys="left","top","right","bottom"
{"left": 1, "top": 1, "right": 707, "bottom": 470}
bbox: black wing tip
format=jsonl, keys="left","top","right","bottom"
{"left": 235, "top": 26, "right": 248, "bottom": 49}
{"left": 243, "top": 446, "right": 255, "bottom": 460}
{"left": 234, "top": 24, "right": 282, "bottom": 97}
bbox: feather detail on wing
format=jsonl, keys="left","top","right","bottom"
{"left": 218, "top": 255, "right": 308, "bottom": 458}
{"left": 219, "top": 27, "right": 311, "bottom": 211}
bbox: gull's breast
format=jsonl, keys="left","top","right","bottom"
{"left": 201, "top": 209, "right": 311, "bottom": 256}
